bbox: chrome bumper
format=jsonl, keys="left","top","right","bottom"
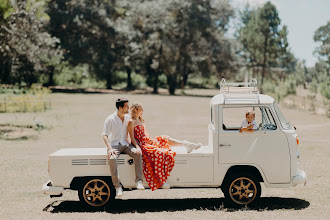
{"left": 42, "top": 180, "right": 64, "bottom": 196}
{"left": 292, "top": 170, "right": 307, "bottom": 186}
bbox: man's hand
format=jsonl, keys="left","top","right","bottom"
{"left": 107, "top": 148, "right": 117, "bottom": 159}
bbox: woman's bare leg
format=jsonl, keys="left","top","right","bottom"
{"left": 168, "top": 138, "right": 184, "bottom": 146}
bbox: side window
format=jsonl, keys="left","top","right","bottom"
{"left": 260, "top": 107, "right": 277, "bottom": 130}
{"left": 222, "top": 107, "right": 262, "bottom": 131}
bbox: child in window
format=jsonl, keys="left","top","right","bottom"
{"left": 239, "top": 110, "right": 258, "bottom": 133}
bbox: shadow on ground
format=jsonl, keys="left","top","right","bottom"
{"left": 44, "top": 197, "right": 310, "bottom": 213}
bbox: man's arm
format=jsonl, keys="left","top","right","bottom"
{"left": 103, "top": 135, "right": 117, "bottom": 158}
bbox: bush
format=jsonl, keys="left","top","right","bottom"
{"left": 320, "top": 80, "right": 330, "bottom": 100}
{"left": 131, "top": 73, "right": 147, "bottom": 89}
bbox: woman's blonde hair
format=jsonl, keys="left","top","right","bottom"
{"left": 130, "top": 102, "right": 145, "bottom": 123}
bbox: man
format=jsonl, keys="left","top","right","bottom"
{"left": 102, "top": 98, "right": 144, "bottom": 197}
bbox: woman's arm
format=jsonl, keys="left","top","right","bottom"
{"left": 128, "top": 120, "right": 142, "bottom": 154}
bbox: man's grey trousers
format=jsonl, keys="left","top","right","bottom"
{"left": 108, "top": 143, "right": 143, "bottom": 188}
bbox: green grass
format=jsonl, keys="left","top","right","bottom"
{"left": 0, "top": 85, "right": 51, "bottom": 113}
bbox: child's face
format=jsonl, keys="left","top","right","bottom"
{"left": 246, "top": 114, "right": 254, "bottom": 123}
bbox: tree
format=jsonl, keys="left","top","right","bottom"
{"left": 237, "top": 2, "right": 293, "bottom": 92}
{"left": 129, "top": 0, "right": 236, "bottom": 94}
{"left": 169, "top": 0, "right": 236, "bottom": 94}
{"left": 47, "top": 0, "right": 130, "bottom": 89}
{"left": 313, "top": 20, "right": 330, "bottom": 81}
{"left": 0, "top": 0, "right": 61, "bottom": 86}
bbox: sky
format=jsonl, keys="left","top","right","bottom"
{"left": 230, "top": 0, "right": 330, "bottom": 67}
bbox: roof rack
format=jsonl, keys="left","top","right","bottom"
{"left": 219, "top": 78, "right": 260, "bottom": 104}
{"left": 219, "top": 78, "right": 259, "bottom": 94}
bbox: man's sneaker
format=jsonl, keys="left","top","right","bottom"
{"left": 136, "top": 181, "right": 145, "bottom": 190}
{"left": 116, "top": 186, "right": 123, "bottom": 197}
{"left": 161, "top": 182, "right": 170, "bottom": 189}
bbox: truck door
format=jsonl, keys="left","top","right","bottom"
{"left": 219, "top": 106, "right": 290, "bottom": 184}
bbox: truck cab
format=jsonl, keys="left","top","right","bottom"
{"left": 42, "top": 79, "right": 307, "bottom": 207}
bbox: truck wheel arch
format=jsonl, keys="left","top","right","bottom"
{"left": 70, "top": 176, "right": 113, "bottom": 190}
{"left": 221, "top": 165, "right": 264, "bottom": 187}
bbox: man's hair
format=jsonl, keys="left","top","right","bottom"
{"left": 116, "top": 98, "right": 129, "bottom": 110}
{"left": 246, "top": 109, "right": 255, "bottom": 117}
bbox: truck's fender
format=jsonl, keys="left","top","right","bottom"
{"left": 220, "top": 164, "right": 267, "bottom": 187}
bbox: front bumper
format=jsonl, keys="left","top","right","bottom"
{"left": 42, "top": 180, "right": 64, "bottom": 196}
{"left": 292, "top": 170, "right": 307, "bottom": 186}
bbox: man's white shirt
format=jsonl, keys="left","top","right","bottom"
{"left": 102, "top": 111, "right": 131, "bottom": 146}
{"left": 241, "top": 119, "right": 258, "bottom": 130}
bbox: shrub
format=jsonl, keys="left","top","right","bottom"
{"left": 320, "top": 80, "right": 330, "bottom": 100}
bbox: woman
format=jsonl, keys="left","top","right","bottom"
{"left": 127, "top": 102, "right": 202, "bottom": 191}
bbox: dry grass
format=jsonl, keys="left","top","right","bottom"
{"left": 0, "top": 92, "right": 329, "bottom": 219}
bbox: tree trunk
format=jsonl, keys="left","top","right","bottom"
{"left": 153, "top": 71, "right": 159, "bottom": 94}
{"left": 167, "top": 75, "right": 176, "bottom": 95}
{"left": 126, "top": 66, "right": 133, "bottom": 90}
{"left": 0, "top": 56, "right": 11, "bottom": 84}
{"left": 261, "top": 35, "right": 268, "bottom": 94}
{"left": 47, "top": 66, "right": 55, "bottom": 86}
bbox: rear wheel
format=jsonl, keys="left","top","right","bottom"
{"left": 78, "top": 178, "right": 115, "bottom": 208}
{"left": 222, "top": 172, "right": 261, "bottom": 207}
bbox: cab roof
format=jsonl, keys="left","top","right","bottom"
{"left": 210, "top": 93, "right": 275, "bottom": 106}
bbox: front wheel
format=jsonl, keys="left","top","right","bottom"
{"left": 78, "top": 178, "right": 115, "bottom": 208}
{"left": 222, "top": 172, "right": 261, "bottom": 207}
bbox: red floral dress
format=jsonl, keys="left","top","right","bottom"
{"left": 134, "top": 124, "right": 176, "bottom": 191}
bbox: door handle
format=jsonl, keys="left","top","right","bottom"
{"left": 219, "top": 144, "right": 231, "bottom": 147}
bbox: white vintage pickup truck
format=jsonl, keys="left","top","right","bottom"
{"left": 42, "top": 79, "right": 307, "bottom": 207}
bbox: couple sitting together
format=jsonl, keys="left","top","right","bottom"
{"left": 102, "top": 98, "right": 202, "bottom": 197}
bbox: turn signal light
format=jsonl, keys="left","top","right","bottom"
{"left": 296, "top": 137, "right": 299, "bottom": 145}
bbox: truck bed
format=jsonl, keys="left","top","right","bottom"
{"left": 50, "top": 145, "right": 213, "bottom": 157}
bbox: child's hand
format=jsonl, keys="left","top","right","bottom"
{"left": 247, "top": 124, "right": 253, "bottom": 129}
{"left": 239, "top": 128, "right": 242, "bottom": 133}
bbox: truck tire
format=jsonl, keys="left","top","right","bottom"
{"left": 222, "top": 172, "right": 261, "bottom": 207}
{"left": 78, "top": 178, "right": 115, "bottom": 208}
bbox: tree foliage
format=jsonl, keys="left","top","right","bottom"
{"left": 237, "top": 2, "right": 294, "bottom": 92}
{"left": 0, "top": 0, "right": 62, "bottom": 86}
{"left": 313, "top": 20, "right": 330, "bottom": 81}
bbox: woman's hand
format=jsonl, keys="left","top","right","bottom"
{"left": 135, "top": 146, "right": 142, "bottom": 155}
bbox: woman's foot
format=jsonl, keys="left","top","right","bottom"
{"left": 162, "top": 182, "right": 170, "bottom": 189}
{"left": 184, "top": 141, "right": 202, "bottom": 153}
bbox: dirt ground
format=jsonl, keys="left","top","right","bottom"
{"left": 0, "top": 92, "right": 329, "bottom": 220}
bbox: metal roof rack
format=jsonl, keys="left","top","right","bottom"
{"left": 219, "top": 78, "right": 260, "bottom": 104}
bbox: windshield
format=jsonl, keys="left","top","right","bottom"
{"left": 273, "top": 103, "right": 294, "bottom": 130}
